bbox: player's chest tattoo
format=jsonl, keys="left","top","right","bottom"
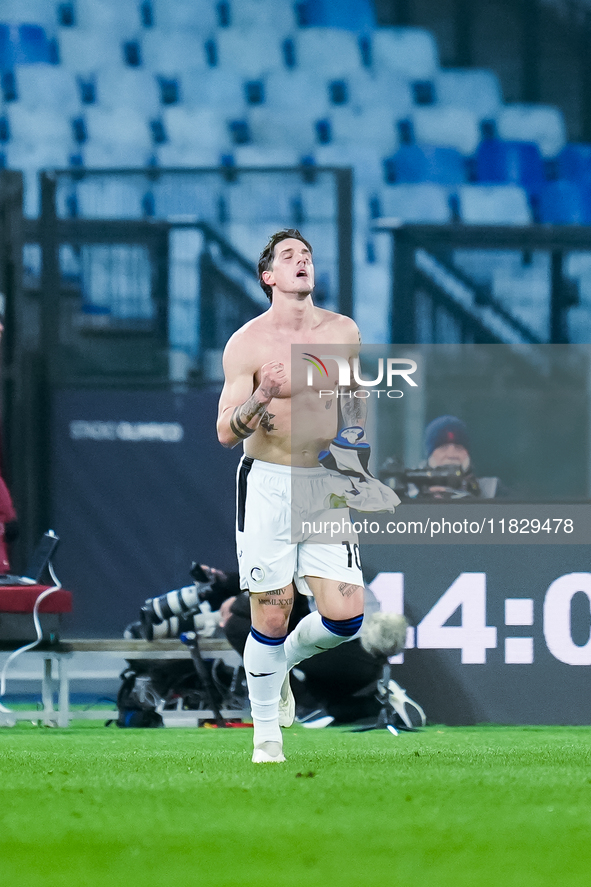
{"left": 260, "top": 411, "right": 276, "bottom": 432}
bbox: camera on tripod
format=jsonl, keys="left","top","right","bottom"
{"left": 139, "top": 563, "right": 219, "bottom": 640}
{"left": 379, "top": 457, "right": 481, "bottom": 499}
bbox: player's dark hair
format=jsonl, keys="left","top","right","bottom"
{"left": 258, "top": 229, "right": 313, "bottom": 303}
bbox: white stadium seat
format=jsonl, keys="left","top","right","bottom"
{"left": 434, "top": 69, "right": 502, "bottom": 119}
{"left": 496, "top": 103, "right": 567, "bottom": 158}
{"left": 215, "top": 28, "right": 285, "bottom": 75}
{"left": 228, "top": 0, "right": 297, "bottom": 32}
{"left": 150, "top": 0, "right": 219, "bottom": 33}
{"left": 294, "top": 28, "right": 364, "bottom": 77}
{"left": 457, "top": 184, "right": 532, "bottom": 225}
{"left": 95, "top": 68, "right": 161, "bottom": 117}
{"left": 162, "top": 107, "right": 232, "bottom": 152}
{"left": 7, "top": 106, "right": 72, "bottom": 148}
{"left": 141, "top": 31, "right": 210, "bottom": 75}
{"left": 378, "top": 183, "right": 452, "bottom": 223}
{"left": 371, "top": 27, "right": 439, "bottom": 80}
{"left": 181, "top": 68, "right": 246, "bottom": 114}
{"left": 83, "top": 107, "right": 152, "bottom": 153}
{"left": 15, "top": 64, "right": 80, "bottom": 115}
{"left": 411, "top": 106, "right": 481, "bottom": 156}
{"left": 71, "top": 0, "right": 142, "bottom": 33}
{"left": 57, "top": 28, "right": 123, "bottom": 73}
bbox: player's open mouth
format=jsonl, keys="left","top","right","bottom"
{"left": 297, "top": 270, "right": 308, "bottom": 278}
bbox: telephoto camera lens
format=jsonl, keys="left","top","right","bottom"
{"left": 141, "top": 611, "right": 210, "bottom": 641}
{"left": 142, "top": 584, "right": 204, "bottom": 625}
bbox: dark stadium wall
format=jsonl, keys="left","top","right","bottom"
{"left": 50, "top": 387, "right": 241, "bottom": 637}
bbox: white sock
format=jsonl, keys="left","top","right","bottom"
{"left": 244, "top": 629, "right": 287, "bottom": 746}
{"left": 284, "top": 611, "right": 364, "bottom": 671}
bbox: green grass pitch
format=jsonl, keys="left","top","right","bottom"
{"left": 1, "top": 722, "right": 591, "bottom": 887}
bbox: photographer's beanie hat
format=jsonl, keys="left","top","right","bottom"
{"left": 424, "top": 416, "right": 469, "bottom": 458}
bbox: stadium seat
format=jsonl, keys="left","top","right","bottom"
{"left": 311, "top": 143, "right": 387, "bottom": 188}
{"left": 82, "top": 142, "right": 153, "bottom": 168}
{"left": 346, "top": 70, "right": 413, "bottom": 117}
{"left": 73, "top": 177, "right": 148, "bottom": 219}
{"left": 247, "top": 107, "right": 318, "bottom": 152}
{"left": 14, "top": 64, "right": 80, "bottom": 114}
{"left": 162, "top": 107, "right": 232, "bottom": 153}
{"left": 327, "top": 107, "right": 399, "bottom": 153}
{"left": 150, "top": 0, "right": 219, "bottom": 33}
{"left": 390, "top": 144, "right": 466, "bottom": 185}
{"left": 182, "top": 68, "right": 246, "bottom": 115}
{"left": 293, "top": 28, "right": 365, "bottom": 77}
{"left": 95, "top": 67, "right": 161, "bottom": 117}
{"left": 556, "top": 144, "right": 591, "bottom": 182}
{"left": 457, "top": 184, "right": 532, "bottom": 224}
{"left": 83, "top": 107, "right": 153, "bottom": 156}
{"left": 371, "top": 27, "right": 439, "bottom": 80}
{"left": 71, "top": 0, "right": 142, "bottom": 33}
{"left": 0, "top": 23, "right": 54, "bottom": 68}
{"left": 475, "top": 139, "right": 546, "bottom": 193}
{"left": 215, "top": 29, "right": 284, "bottom": 76}
{"left": 228, "top": 0, "right": 297, "bottom": 32}
{"left": 6, "top": 105, "right": 72, "bottom": 148}
{"left": 496, "top": 103, "right": 566, "bottom": 158}
{"left": 141, "top": 31, "right": 210, "bottom": 74}
{"left": 434, "top": 68, "right": 502, "bottom": 119}
{"left": 411, "top": 106, "right": 480, "bottom": 155}
{"left": 263, "top": 69, "right": 330, "bottom": 117}
{"left": 537, "top": 180, "right": 591, "bottom": 225}
{"left": 377, "top": 183, "right": 452, "bottom": 223}
{"left": 297, "top": 0, "right": 376, "bottom": 30}
{"left": 1, "top": 0, "right": 56, "bottom": 29}
{"left": 57, "top": 28, "right": 124, "bottom": 73}
{"left": 152, "top": 178, "right": 222, "bottom": 220}
{"left": 231, "top": 145, "right": 302, "bottom": 167}
{"left": 155, "top": 143, "right": 222, "bottom": 167}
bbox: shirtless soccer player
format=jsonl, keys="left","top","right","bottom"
{"left": 217, "top": 229, "right": 367, "bottom": 763}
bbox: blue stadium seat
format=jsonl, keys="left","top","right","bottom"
{"left": 377, "top": 183, "right": 452, "bottom": 223}
{"left": 0, "top": 23, "right": 53, "bottom": 68}
{"left": 456, "top": 184, "right": 532, "bottom": 225}
{"left": 434, "top": 68, "right": 502, "bottom": 119}
{"left": 556, "top": 144, "right": 591, "bottom": 183}
{"left": 475, "top": 139, "right": 545, "bottom": 194}
{"left": 389, "top": 144, "right": 466, "bottom": 185}
{"left": 411, "top": 106, "right": 480, "bottom": 155}
{"left": 537, "top": 180, "right": 591, "bottom": 225}
{"left": 296, "top": 0, "right": 376, "bottom": 30}
{"left": 496, "top": 103, "right": 566, "bottom": 158}
{"left": 371, "top": 27, "right": 438, "bottom": 80}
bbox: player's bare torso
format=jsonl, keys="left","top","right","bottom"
{"left": 222, "top": 307, "right": 359, "bottom": 467}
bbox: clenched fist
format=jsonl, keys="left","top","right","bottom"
{"left": 258, "top": 361, "right": 288, "bottom": 400}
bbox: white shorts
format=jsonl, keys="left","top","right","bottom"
{"left": 236, "top": 456, "right": 364, "bottom": 595}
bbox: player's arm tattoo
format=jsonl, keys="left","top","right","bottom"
{"left": 340, "top": 387, "right": 367, "bottom": 427}
{"left": 229, "top": 393, "right": 269, "bottom": 441}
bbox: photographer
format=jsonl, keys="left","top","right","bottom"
{"left": 381, "top": 415, "right": 507, "bottom": 501}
